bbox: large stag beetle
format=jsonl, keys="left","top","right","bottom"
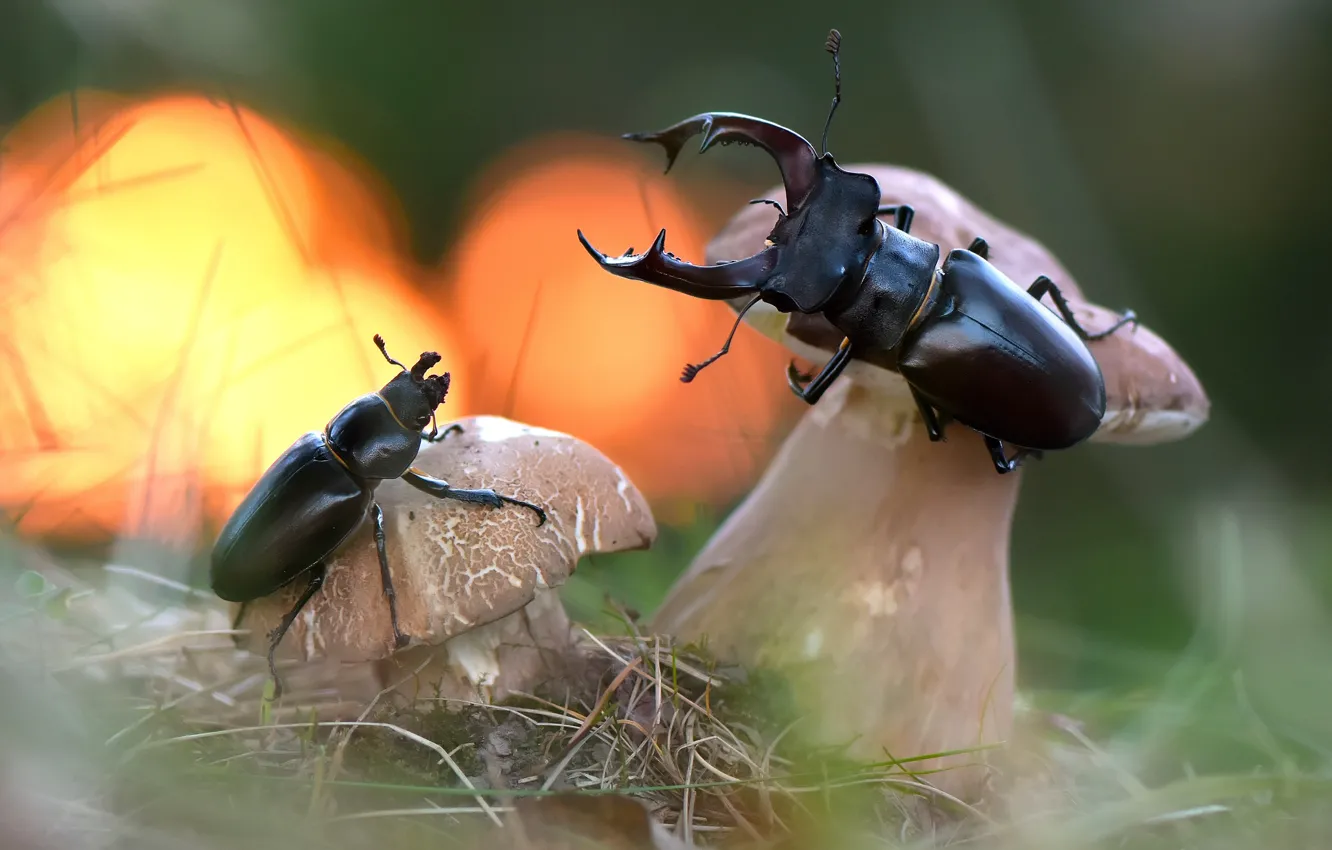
{"left": 578, "top": 30, "right": 1137, "bottom": 473}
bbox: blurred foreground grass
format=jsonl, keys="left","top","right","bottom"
{"left": 1, "top": 496, "right": 1330, "bottom": 849}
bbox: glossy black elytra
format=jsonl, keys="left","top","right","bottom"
{"left": 210, "top": 334, "right": 546, "bottom": 696}
{"left": 577, "top": 29, "right": 1138, "bottom": 474}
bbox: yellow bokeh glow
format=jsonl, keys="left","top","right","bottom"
{"left": 0, "top": 92, "right": 465, "bottom": 546}
{"left": 443, "top": 138, "right": 795, "bottom": 505}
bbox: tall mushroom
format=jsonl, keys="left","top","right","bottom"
{"left": 650, "top": 164, "right": 1209, "bottom": 800}
{"left": 235, "top": 415, "right": 657, "bottom": 703}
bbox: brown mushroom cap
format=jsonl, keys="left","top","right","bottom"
{"left": 708, "top": 162, "right": 1209, "bottom": 445}
{"left": 235, "top": 415, "right": 657, "bottom": 665}
{"left": 651, "top": 378, "right": 1023, "bottom": 800}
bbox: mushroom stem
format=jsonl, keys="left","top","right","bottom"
{"left": 652, "top": 378, "right": 1018, "bottom": 799}
{"left": 374, "top": 587, "right": 579, "bottom": 702}
{"left": 649, "top": 159, "right": 1208, "bottom": 805}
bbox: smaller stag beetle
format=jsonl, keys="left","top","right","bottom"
{"left": 210, "top": 334, "right": 547, "bottom": 696}
{"left": 578, "top": 29, "right": 1138, "bottom": 474}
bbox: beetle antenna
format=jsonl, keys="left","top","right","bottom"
{"left": 820, "top": 28, "right": 842, "bottom": 157}
{"left": 681, "top": 292, "right": 764, "bottom": 383}
{"left": 373, "top": 333, "right": 408, "bottom": 371}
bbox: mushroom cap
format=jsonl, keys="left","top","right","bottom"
{"left": 234, "top": 415, "right": 657, "bottom": 663}
{"left": 709, "top": 163, "right": 1209, "bottom": 445}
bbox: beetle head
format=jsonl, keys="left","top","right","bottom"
{"left": 578, "top": 30, "right": 885, "bottom": 314}
{"left": 373, "top": 334, "right": 451, "bottom": 431}
{"left": 759, "top": 155, "right": 884, "bottom": 312}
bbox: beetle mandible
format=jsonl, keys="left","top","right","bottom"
{"left": 210, "top": 334, "right": 547, "bottom": 696}
{"left": 577, "top": 29, "right": 1139, "bottom": 474}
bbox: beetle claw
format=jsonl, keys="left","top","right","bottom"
{"left": 502, "top": 497, "right": 547, "bottom": 526}
{"left": 786, "top": 360, "right": 814, "bottom": 389}
{"left": 578, "top": 227, "right": 776, "bottom": 300}
{"left": 623, "top": 112, "right": 820, "bottom": 207}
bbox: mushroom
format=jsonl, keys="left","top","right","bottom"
{"left": 234, "top": 414, "right": 657, "bottom": 702}
{"left": 503, "top": 793, "right": 687, "bottom": 850}
{"left": 649, "top": 164, "right": 1209, "bottom": 800}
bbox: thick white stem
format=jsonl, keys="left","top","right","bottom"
{"left": 652, "top": 380, "right": 1020, "bottom": 800}
{"left": 374, "top": 587, "right": 579, "bottom": 702}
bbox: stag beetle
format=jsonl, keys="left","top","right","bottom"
{"left": 578, "top": 29, "right": 1138, "bottom": 474}
{"left": 210, "top": 334, "right": 546, "bottom": 696}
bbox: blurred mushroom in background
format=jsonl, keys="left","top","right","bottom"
{"left": 650, "top": 164, "right": 1210, "bottom": 801}
{"left": 439, "top": 136, "right": 796, "bottom": 513}
{"left": 234, "top": 415, "right": 657, "bottom": 704}
{"left": 0, "top": 90, "right": 464, "bottom": 555}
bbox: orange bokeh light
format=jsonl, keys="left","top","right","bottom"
{"left": 0, "top": 92, "right": 463, "bottom": 547}
{"left": 441, "top": 136, "right": 796, "bottom": 507}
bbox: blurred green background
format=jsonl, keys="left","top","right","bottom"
{"left": 3, "top": 0, "right": 1330, "bottom": 699}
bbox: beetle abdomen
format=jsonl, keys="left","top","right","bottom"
{"left": 897, "top": 250, "right": 1106, "bottom": 450}
{"left": 210, "top": 431, "right": 373, "bottom": 601}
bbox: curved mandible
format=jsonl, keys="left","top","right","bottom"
{"left": 577, "top": 228, "right": 777, "bottom": 300}
{"left": 624, "top": 112, "right": 820, "bottom": 209}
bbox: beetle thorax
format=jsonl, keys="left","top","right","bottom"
{"left": 324, "top": 394, "right": 424, "bottom": 481}
{"left": 821, "top": 224, "right": 942, "bottom": 360}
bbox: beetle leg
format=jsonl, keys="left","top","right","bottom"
{"left": 401, "top": 469, "right": 547, "bottom": 526}
{"left": 788, "top": 364, "right": 815, "bottom": 383}
{"left": 983, "top": 436, "right": 1043, "bottom": 474}
{"left": 909, "top": 386, "right": 946, "bottom": 441}
{"left": 422, "top": 422, "right": 464, "bottom": 443}
{"left": 967, "top": 237, "right": 990, "bottom": 259}
{"left": 983, "top": 436, "right": 1020, "bottom": 474}
{"left": 1027, "top": 275, "right": 1139, "bottom": 341}
{"left": 785, "top": 337, "right": 854, "bottom": 405}
{"left": 371, "top": 502, "right": 409, "bottom": 649}
{"left": 230, "top": 600, "right": 250, "bottom": 632}
{"left": 266, "top": 563, "right": 327, "bottom": 698}
{"left": 876, "top": 204, "right": 915, "bottom": 233}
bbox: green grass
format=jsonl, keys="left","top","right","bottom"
{"left": 2, "top": 501, "right": 1330, "bottom": 849}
